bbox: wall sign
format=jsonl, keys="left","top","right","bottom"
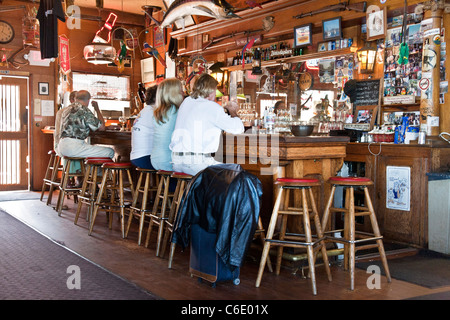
{"left": 386, "top": 166, "right": 411, "bottom": 211}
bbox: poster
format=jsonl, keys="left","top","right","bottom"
{"left": 386, "top": 166, "right": 410, "bottom": 211}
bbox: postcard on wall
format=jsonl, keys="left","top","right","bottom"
{"left": 386, "top": 166, "right": 411, "bottom": 211}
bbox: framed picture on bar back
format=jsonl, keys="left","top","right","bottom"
{"left": 322, "top": 17, "right": 341, "bottom": 41}
{"left": 366, "top": 8, "right": 387, "bottom": 41}
{"left": 294, "top": 24, "right": 312, "bottom": 48}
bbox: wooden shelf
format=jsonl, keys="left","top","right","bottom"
{"left": 381, "top": 103, "right": 420, "bottom": 113}
{"left": 223, "top": 47, "right": 357, "bottom": 71}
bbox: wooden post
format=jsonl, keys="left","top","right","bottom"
{"left": 420, "top": 0, "right": 444, "bottom": 136}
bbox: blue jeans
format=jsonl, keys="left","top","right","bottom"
{"left": 131, "top": 155, "right": 155, "bottom": 170}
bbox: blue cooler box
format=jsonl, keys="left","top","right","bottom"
{"left": 189, "top": 224, "right": 240, "bottom": 287}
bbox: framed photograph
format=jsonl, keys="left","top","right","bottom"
{"left": 318, "top": 42, "right": 327, "bottom": 52}
{"left": 322, "top": 17, "right": 342, "bottom": 41}
{"left": 294, "top": 24, "right": 312, "bottom": 48}
{"left": 366, "top": 8, "right": 387, "bottom": 41}
{"left": 38, "top": 82, "right": 49, "bottom": 95}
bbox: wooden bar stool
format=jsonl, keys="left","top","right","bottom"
{"left": 255, "top": 177, "right": 332, "bottom": 295}
{"left": 74, "top": 157, "right": 112, "bottom": 225}
{"left": 144, "top": 170, "right": 174, "bottom": 257}
{"left": 126, "top": 167, "right": 159, "bottom": 245}
{"left": 89, "top": 162, "right": 135, "bottom": 238}
{"left": 40, "top": 150, "right": 62, "bottom": 206}
{"left": 164, "top": 171, "right": 192, "bottom": 268}
{"left": 321, "top": 176, "right": 391, "bottom": 291}
{"left": 56, "top": 156, "right": 85, "bottom": 216}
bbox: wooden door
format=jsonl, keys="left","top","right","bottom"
{"left": 0, "top": 76, "right": 29, "bottom": 191}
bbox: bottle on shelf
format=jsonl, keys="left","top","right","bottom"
{"left": 137, "top": 82, "right": 146, "bottom": 104}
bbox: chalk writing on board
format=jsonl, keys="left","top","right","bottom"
{"left": 354, "top": 80, "right": 380, "bottom": 107}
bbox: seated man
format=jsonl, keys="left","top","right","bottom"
{"left": 57, "top": 90, "right": 114, "bottom": 162}
{"left": 170, "top": 73, "right": 244, "bottom": 176}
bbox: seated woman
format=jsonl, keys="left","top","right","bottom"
{"left": 150, "top": 78, "right": 184, "bottom": 171}
{"left": 130, "top": 86, "right": 158, "bottom": 169}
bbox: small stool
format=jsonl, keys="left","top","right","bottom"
{"left": 74, "top": 157, "right": 112, "bottom": 225}
{"left": 164, "top": 172, "right": 193, "bottom": 268}
{"left": 40, "top": 150, "right": 62, "bottom": 206}
{"left": 89, "top": 162, "right": 135, "bottom": 238}
{"left": 144, "top": 170, "right": 174, "bottom": 257}
{"left": 321, "top": 176, "right": 391, "bottom": 291}
{"left": 255, "top": 178, "right": 332, "bottom": 295}
{"left": 56, "top": 156, "right": 86, "bottom": 216}
{"left": 126, "top": 167, "right": 159, "bottom": 245}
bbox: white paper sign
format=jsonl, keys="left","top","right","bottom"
{"left": 386, "top": 166, "right": 410, "bottom": 211}
{"left": 41, "top": 100, "right": 54, "bottom": 117}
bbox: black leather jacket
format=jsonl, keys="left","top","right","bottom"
{"left": 172, "top": 163, "right": 263, "bottom": 269}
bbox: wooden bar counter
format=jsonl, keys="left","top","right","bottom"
{"left": 90, "top": 130, "right": 132, "bottom": 162}
{"left": 218, "top": 133, "right": 350, "bottom": 232}
{"left": 345, "top": 139, "right": 450, "bottom": 248}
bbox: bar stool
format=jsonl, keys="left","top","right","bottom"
{"left": 164, "top": 171, "right": 192, "bottom": 268}
{"left": 255, "top": 177, "right": 332, "bottom": 295}
{"left": 40, "top": 150, "right": 62, "bottom": 206}
{"left": 56, "top": 156, "right": 86, "bottom": 216}
{"left": 89, "top": 162, "right": 135, "bottom": 238}
{"left": 126, "top": 167, "right": 159, "bottom": 245}
{"left": 74, "top": 157, "right": 112, "bottom": 225}
{"left": 144, "top": 170, "right": 174, "bottom": 256}
{"left": 321, "top": 176, "right": 391, "bottom": 291}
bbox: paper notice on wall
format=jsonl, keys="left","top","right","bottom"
{"left": 428, "top": 116, "right": 440, "bottom": 127}
{"left": 386, "top": 166, "right": 410, "bottom": 211}
{"left": 34, "top": 99, "right": 41, "bottom": 115}
{"left": 41, "top": 100, "right": 54, "bottom": 117}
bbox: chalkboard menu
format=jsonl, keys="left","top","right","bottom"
{"left": 354, "top": 79, "right": 381, "bottom": 107}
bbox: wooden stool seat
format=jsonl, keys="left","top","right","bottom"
{"left": 40, "top": 150, "right": 62, "bottom": 206}
{"left": 126, "top": 167, "right": 159, "bottom": 245}
{"left": 89, "top": 161, "right": 135, "bottom": 238}
{"left": 145, "top": 170, "right": 174, "bottom": 256}
{"left": 321, "top": 176, "right": 391, "bottom": 291}
{"left": 256, "top": 177, "right": 332, "bottom": 295}
{"left": 56, "top": 156, "right": 86, "bottom": 216}
{"left": 275, "top": 177, "right": 321, "bottom": 186}
{"left": 328, "top": 176, "right": 373, "bottom": 185}
{"left": 74, "top": 157, "right": 112, "bottom": 225}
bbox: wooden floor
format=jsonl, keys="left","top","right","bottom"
{"left": 1, "top": 190, "right": 449, "bottom": 301}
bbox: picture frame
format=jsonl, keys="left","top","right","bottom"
{"left": 38, "top": 82, "right": 49, "bottom": 95}
{"left": 293, "top": 24, "right": 312, "bottom": 48}
{"left": 366, "top": 8, "right": 387, "bottom": 41}
{"left": 322, "top": 17, "right": 342, "bottom": 41}
{"left": 318, "top": 42, "right": 328, "bottom": 52}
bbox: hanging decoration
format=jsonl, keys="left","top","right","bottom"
{"left": 115, "top": 40, "right": 128, "bottom": 72}
{"left": 241, "top": 37, "right": 256, "bottom": 69}
{"left": 143, "top": 42, "right": 166, "bottom": 67}
{"left": 83, "top": 12, "right": 118, "bottom": 64}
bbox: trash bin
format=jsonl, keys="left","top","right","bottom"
{"left": 427, "top": 172, "right": 450, "bottom": 254}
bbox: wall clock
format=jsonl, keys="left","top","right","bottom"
{"left": 0, "top": 20, "right": 14, "bottom": 44}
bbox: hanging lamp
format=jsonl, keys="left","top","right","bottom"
{"left": 83, "top": 12, "right": 118, "bottom": 65}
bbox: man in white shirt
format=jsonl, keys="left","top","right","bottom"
{"left": 170, "top": 73, "right": 244, "bottom": 175}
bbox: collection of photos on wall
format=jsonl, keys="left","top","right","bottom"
{"left": 314, "top": 11, "right": 447, "bottom": 105}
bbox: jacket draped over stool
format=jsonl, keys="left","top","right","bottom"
{"left": 172, "top": 164, "right": 263, "bottom": 269}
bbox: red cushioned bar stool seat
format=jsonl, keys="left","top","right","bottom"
{"left": 145, "top": 170, "right": 175, "bottom": 257}
{"left": 74, "top": 157, "right": 112, "bottom": 225}
{"left": 321, "top": 176, "right": 391, "bottom": 291}
{"left": 256, "top": 177, "right": 332, "bottom": 295}
{"left": 89, "top": 162, "right": 135, "bottom": 238}
{"left": 126, "top": 167, "right": 159, "bottom": 246}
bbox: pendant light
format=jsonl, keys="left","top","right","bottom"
{"left": 83, "top": 10, "right": 118, "bottom": 65}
